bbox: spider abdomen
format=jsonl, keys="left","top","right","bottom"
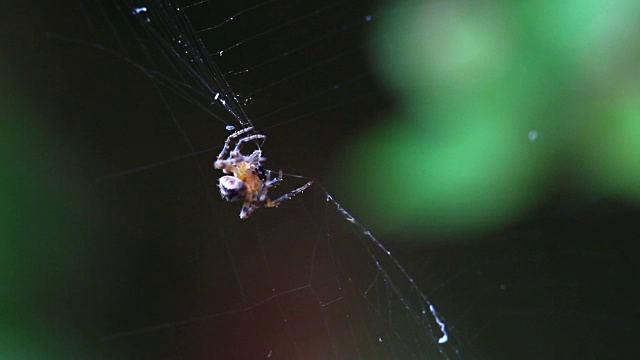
{"left": 218, "top": 176, "right": 246, "bottom": 202}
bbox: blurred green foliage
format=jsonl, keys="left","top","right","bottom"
{"left": 338, "top": 0, "right": 640, "bottom": 239}
{"left": 0, "top": 58, "right": 98, "bottom": 358}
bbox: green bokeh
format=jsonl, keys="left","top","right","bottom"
{"left": 1, "top": 58, "right": 100, "bottom": 358}
{"left": 337, "top": 0, "right": 640, "bottom": 239}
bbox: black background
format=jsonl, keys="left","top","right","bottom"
{"left": 4, "top": 0, "right": 640, "bottom": 358}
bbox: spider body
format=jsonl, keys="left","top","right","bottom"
{"left": 214, "top": 127, "right": 313, "bottom": 219}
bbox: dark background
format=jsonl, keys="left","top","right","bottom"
{"left": 3, "top": 0, "right": 640, "bottom": 358}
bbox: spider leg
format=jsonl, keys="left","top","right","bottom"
{"left": 265, "top": 180, "right": 314, "bottom": 208}
{"left": 231, "top": 134, "right": 266, "bottom": 157}
{"left": 216, "top": 126, "right": 254, "bottom": 160}
{"left": 264, "top": 170, "right": 283, "bottom": 188}
{"left": 240, "top": 200, "right": 257, "bottom": 219}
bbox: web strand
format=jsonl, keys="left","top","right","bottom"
{"left": 63, "top": 0, "right": 461, "bottom": 358}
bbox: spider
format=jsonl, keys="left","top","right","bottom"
{"left": 214, "top": 127, "right": 314, "bottom": 219}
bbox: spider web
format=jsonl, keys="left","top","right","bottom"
{"left": 46, "top": 0, "right": 459, "bottom": 358}
{"left": 38, "top": 0, "right": 640, "bottom": 359}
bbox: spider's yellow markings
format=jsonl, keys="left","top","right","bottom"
{"left": 234, "top": 162, "right": 261, "bottom": 193}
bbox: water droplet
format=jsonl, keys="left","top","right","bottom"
{"left": 132, "top": 7, "right": 147, "bottom": 15}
